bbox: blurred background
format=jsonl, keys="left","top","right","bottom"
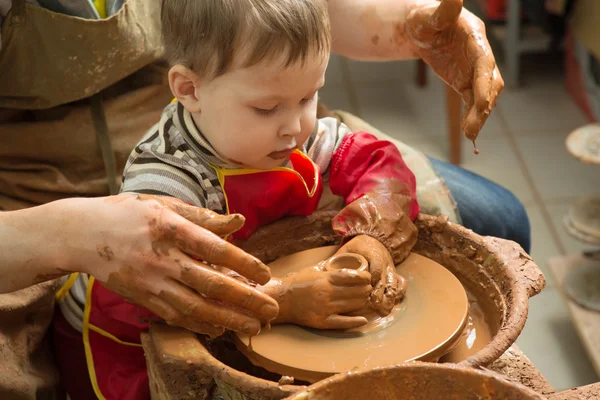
{"left": 320, "top": 0, "right": 600, "bottom": 392}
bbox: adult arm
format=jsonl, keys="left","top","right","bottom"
{"left": 0, "top": 195, "right": 278, "bottom": 336}
{"left": 328, "top": 0, "right": 503, "bottom": 139}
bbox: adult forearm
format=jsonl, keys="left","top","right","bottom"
{"left": 0, "top": 201, "right": 73, "bottom": 293}
{"left": 328, "top": 0, "right": 430, "bottom": 61}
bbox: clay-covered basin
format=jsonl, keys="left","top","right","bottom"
{"left": 144, "top": 212, "right": 546, "bottom": 400}
{"left": 239, "top": 211, "right": 546, "bottom": 369}
{"left": 283, "top": 362, "right": 546, "bottom": 400}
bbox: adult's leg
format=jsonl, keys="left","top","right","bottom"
{"left": 428, "top": 158, "right": 531, "bottom": 253}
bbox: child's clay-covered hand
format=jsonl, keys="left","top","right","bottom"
{"left": 266, "top": 264, "right": 372, "bottom": 329}
{"left": 332, "top": 179, "right": 418, "bottom": 265}
{"left": 68, "top": 194, "right": 278, "bottom": 337}
{"left": 336, "top": 235, "right": 407, "bottom": 316}
{"left": 405, "top": 0, "right": 504, "bottom": 140}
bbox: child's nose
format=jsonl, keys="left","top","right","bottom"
{"left": 279, "top": 116, "right": 302, "bottom": 137}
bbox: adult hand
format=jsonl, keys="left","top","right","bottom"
{"left": 405, "top": 0, "right": 504, "bottom": 140}
{"left": 59, "top": 194, "right": 278, "bottom": 337}
{"left": 336, "top": 235, "right": 407, "bottom": 316}
{"left": 268, "top": 264, "right": 372, "bottom": 329}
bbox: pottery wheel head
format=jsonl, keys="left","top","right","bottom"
{"left": 234, "top": 246, "right": 469, "bottom": 383}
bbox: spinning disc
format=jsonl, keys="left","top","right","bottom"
{"left": 235, "top": 246, "right": 469, "bottom": 383}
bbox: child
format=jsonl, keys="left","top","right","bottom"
{"left": 55, "top": 0, "right": 420, "bottom": 398}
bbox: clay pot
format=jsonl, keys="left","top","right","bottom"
{"left": 144, "top": 212, "right": 546, "bottom": 400}
{"left": 283, "top": 362, "right": 546, "bottom": 400}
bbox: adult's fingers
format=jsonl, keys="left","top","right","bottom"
{"left": 164, "top": 198, "right": 246, "bottom": 237}
{"left": 464, "top": 65, "right": 502, "bottom": 139}
{"left": 174, "top": 217, "right": 271, "bottom": 285}
{"left": 176, "top": 256, "right": 279, "bottom": 322}
{"left": 491, "top": 65, "right": 505, "bottom": 108}
{"left": 462, "top": 102, "right": 490, "bottom": 141}
{"left": 472, "top": 56, "right": 495, "bottom": 113}
{"left": 328, "top": 269, "right": 371, "bottom": 287}
{"left": 431, "top": 0, "right": 463, "bottom": 31}
{"left": 159, "top": 280, "right": 263, "bottom": 335}
{"left": 460, "top": 88, "right": 482, "bottom": 140}
{"left": 323, "top": 315, "right": 368, "bottom": 330}
{"left": 144, "top": 294, "right": 225, "bottom": 338}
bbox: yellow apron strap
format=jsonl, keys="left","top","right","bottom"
{"left": 83, "top": 276, "right": 143, "bottom": 400}
{"left": 83, "top": 276, "right": 107, "bottom": 400}
{"left": 55, "top": 273, "right": 79, "bottom": 302}
{"left": 93, "top": 0, "right": 108, "bottom": 18}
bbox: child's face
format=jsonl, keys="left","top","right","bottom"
{"left": 193, "top": 51, "right": 329, "bottom": 170}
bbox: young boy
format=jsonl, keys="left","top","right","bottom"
{"left": 55, "top": 0, "right": 420, "bottom": 398}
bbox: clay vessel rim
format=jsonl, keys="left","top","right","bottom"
{"left": 283, "top": 361, "right": 546, "bottom": 400}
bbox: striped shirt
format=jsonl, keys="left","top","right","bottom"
{"left": 119, "top": 101, "right": 353, "bottom": 212}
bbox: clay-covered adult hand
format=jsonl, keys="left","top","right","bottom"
{"left": 405, "top": 0, "right": 504, "bottom": 140}
{"left": 336, "top": 235, "right": 407, "bottom": 315}
{"left": 266, "top": 264, "right": 372, "bottom": 329}
{"left": 0, "top": 194, "right": 279, "bottom": 337}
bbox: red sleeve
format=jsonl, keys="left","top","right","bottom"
{"left": 328, "top": 131, "right": 420, "bottom": 220}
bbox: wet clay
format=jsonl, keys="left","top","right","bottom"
{"left": 473, "top": 140, "right": 479, "bottom": 155}
{"left": 440, "top": 292, "right": 493, "bottom": 362}
{"left": 323, "top": 253, "right": 368, "bottom": 272}
{"left": 336, "top": 235, "right": 408, "bottom": 315}
{"left": 324, "top": 252, "right": 405, "bottom": 336}
{"left": 235, "top": 246, "right": 469, "bottom": 383}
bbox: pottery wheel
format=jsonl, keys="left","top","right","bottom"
{"left": 235, "top": 246, "right": 469, "bottom": 383}
{"left": 566, "top": 123, "right": 600, "bottom": 165}
{"left": 563, "top": 196, "right": 600, "bottom": 244}
{"left": 564, "top": 259, "right": 600, "bottom": 312}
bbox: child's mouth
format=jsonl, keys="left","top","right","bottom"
{"left": 268, "top": 147, "right": 296, "bottom": 159}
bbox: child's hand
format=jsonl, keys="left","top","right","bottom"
{"left": 332, "top": 179, "right": 418, "bottom": 265}
{"left": 337, "top": 235, "right": 407, "bottom": 316}
{"left": 272, "top": 264, "right": 372, "bottom": 330}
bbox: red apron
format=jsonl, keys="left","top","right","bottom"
{"left": 81, "top": 150, "right": 323, "bottom": 399}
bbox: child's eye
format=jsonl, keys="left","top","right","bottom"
{"left": 254, "top": 106, "right": 277, "bottom": 116}
{"left": 300, "top": 93, "right": 317, "bottom": 105}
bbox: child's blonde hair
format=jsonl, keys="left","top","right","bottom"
{"left": 161, "top": 0, "right": 331, "bottom": 79}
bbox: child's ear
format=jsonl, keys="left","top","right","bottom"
{"left": 168, "top": 65, "right": 203, "bottom": 113}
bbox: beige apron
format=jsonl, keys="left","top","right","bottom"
{"left": 0, "top": 1, "right": 171, "bottom": 397}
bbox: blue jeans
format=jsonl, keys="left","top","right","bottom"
{"left": 428, "top": 158, "right": 531, "bottom": 254}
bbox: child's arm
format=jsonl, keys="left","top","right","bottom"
{"left": 328, "top": 130, "right": 419, "bottom": 263}
{"left": 307, "top": 118, "right": 419, "bottom": 262}
{"left": 307, "top": 119, "right": 419, "bottom": 315}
